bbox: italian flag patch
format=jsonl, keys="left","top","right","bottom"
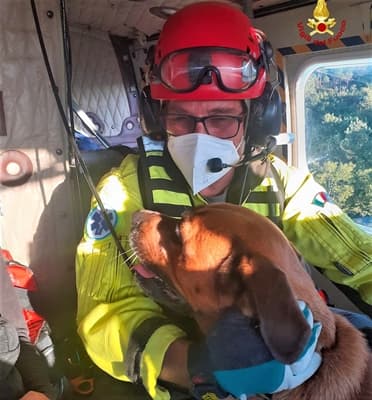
{"left": 312, "top": 192, "right": 332, "bottom": 207}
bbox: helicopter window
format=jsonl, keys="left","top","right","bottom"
{"left": 301, "top": 59, "right": 372, "bottom": 233}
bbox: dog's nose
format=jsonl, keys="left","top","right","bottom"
{"left": 131, "top": 209, "right": 158, "bottom": 227}
{"left": 131, "top": 210, "right": 146, "bottom": 227}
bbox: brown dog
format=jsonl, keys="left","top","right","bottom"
{"left": 129, "top": 203, "right": 371, "bottom": 400}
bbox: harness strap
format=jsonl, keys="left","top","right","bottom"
{"left": 137, "top": 136, "right": 194, "bottom": 217}
{"left": 243, "top": 169, "right": 284, "bottom": 227}
{"left": 269, "top": 162, "right": 285, "bottom": 213}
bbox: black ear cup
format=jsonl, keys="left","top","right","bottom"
{"left": 139, "top": 85, "right": 165, "bottom": 140}
{"left": 261, "top": 40, "right": 274, "bottom": 72}
{"left": 246, "top": 34, "right": 283, "bottom": 145}
{"left": 247, "top": 82, "right": 282, "bottom": 146}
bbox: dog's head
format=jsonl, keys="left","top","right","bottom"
{"left": 130, "top": 203, "right": 318, "bottom": 363}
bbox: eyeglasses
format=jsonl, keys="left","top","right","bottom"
{"left": 152, "top": 47, "right": 263, "bottom": 93}
{"left": 161, "top": 113, "right": 246, "bottom": 139}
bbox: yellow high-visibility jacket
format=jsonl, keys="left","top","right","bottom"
{"left": 76, "top": 150, "right": 371, "bottom": 400}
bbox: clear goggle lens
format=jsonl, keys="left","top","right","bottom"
{"left": 156, "top": 47, "right": 261, "bottom": 93}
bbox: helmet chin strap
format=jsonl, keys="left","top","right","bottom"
{"left": 237, "top": 137, "right": 276, "bottom": 206}
{"left": 236, "top": 135, "right": 246, "bottom": 160}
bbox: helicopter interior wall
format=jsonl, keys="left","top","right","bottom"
{"left": 70, "top": 27, "right": 133, "bottom": 144}
{"left": 0, "top": 0, "right": 83, "bottom": 334}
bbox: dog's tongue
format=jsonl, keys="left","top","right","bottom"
{"left": 132, "top": 264, "right": 157, "bottom": 278}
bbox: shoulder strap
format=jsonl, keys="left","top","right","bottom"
{"left": 137, "top": 136, "right": 194, "bottom": 217}
{"left": 267, "top": 160, "right": 285, "bottom": 216}
{"left": 227, "top": 158, "right": 285, "bottom": 227}
{"left": 227, "top": 160, "right": 268, "bottom": 204}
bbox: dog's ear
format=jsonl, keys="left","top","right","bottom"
{"left": 238, "top": 254, "right": 311, "bottom": 364}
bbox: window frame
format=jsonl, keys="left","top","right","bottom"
{"left": 281, "top": 44, "right": 372, "bottom": 170}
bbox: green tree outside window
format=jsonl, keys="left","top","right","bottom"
{"left": 304, "top": 63, "right": 372, "bottom": 230}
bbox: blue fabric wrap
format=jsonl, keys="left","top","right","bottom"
{"left": 213, "top": 317, "right": 321, "bottom": 397}
{"left": 214, "top": 361, "right": 284, "bottom": 397}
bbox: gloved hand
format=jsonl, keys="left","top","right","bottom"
{"left": 188, "top": 301, "right": 322, "bottom": 400}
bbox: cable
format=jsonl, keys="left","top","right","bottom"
{"left": 30, "top": 0, "right": 127, "bottom": 260}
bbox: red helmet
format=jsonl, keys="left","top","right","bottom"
{"left": 150, "top": 1, "right": 267, "bottom": 101}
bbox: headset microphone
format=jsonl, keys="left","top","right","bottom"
{"left": 207, "top": 158, "right": 232, "bottom": 173}
{"left": 206, "top": 133, "right": 295, "bottom": 173}
{"left": 207, "top": 157, "right": 256, "bottom": 173}
{"left": 207, "top": 153, "right": 268, "bottom": 173}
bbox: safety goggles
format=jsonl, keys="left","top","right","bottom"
{"left": 152, "top": 47, "right": 263, "bottom": 93}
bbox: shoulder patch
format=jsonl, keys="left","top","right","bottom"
{"left": 86, "top": 207, "right": 118, "bottom": 239}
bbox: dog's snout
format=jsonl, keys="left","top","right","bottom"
{"left": 131, "top": 210, "right": 145, "bottom": 227}
{"left": 131, "top": 209, "right": 158, "bottom": 228}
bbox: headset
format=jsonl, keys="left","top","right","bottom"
{"left": 245, "top": 37, "right": 283, "bottom": 146}
{"left": 247, "top": 80, "right": 283, "bottom": 146}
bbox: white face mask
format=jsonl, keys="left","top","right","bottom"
{"left": 167, "top": 133, "right": 241, "bottom": 195}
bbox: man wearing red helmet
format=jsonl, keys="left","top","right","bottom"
{"left": 76, "top": 2, "right": 372, "bottom": 399}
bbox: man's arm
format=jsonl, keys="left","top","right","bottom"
{"left": 160, "top": 338, "right": 192, "bottom": 389}
{"left": 272, "top": 156, "right": 372, "bottom": 308}
{"left": 76, "top": 155, "right": 190, "bottom": 398}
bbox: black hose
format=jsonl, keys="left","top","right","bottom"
{"left": 30, "top": 0, "right": 126, "bottom": 259}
